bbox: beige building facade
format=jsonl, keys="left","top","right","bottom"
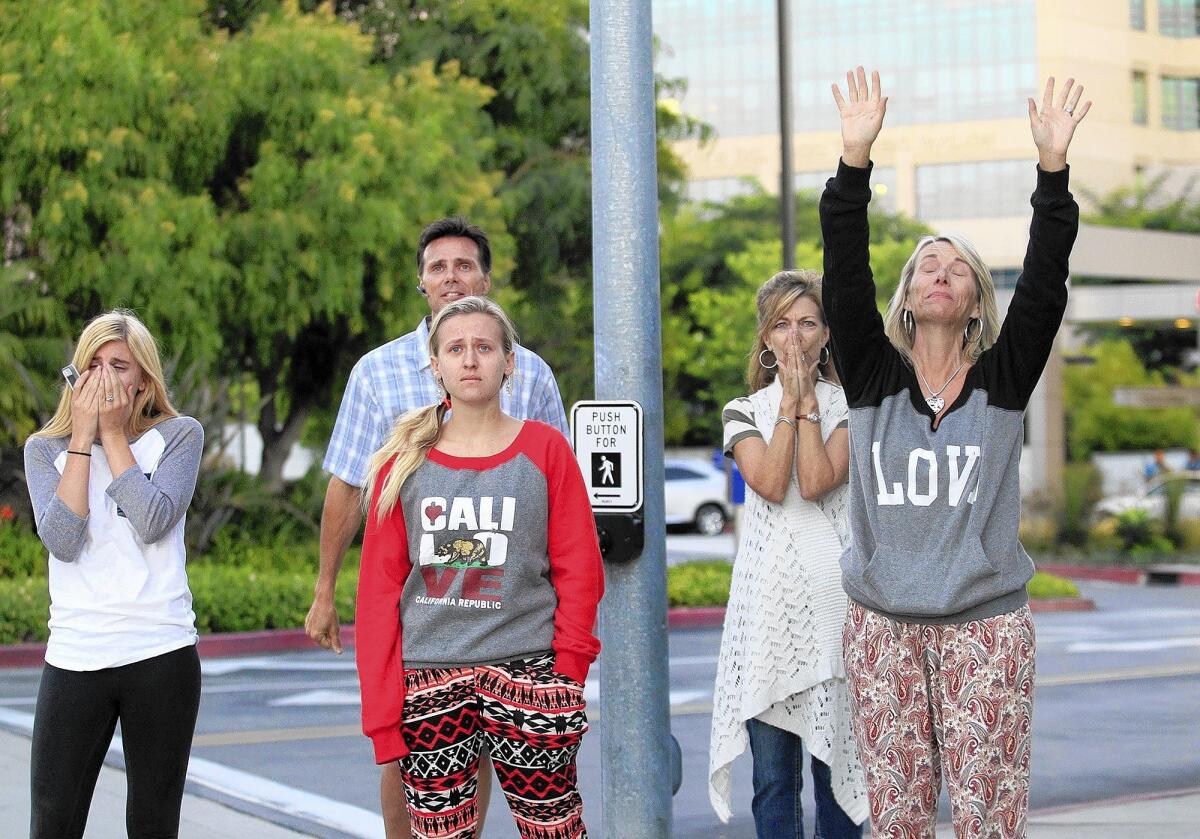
{"left": 656, "top": 0, "right": 1200, "bottom": 272}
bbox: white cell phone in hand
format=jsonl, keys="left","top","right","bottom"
{"left": 62, "top": 364, "right": 79, "bottom": 389}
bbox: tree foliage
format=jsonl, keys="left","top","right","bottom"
{"left": 1, "top": 0, "right": 508, "bottom": 489}
{"left": 1064, "top": 340, "right": 1198, "bottom": 460}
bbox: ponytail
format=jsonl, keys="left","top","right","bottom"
{"left": 362, "top": 400, "right": 449, "bottom": 520}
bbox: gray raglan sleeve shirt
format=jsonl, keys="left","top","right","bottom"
{"left": 24, "top": 416, "right": 204, "bottom": 561}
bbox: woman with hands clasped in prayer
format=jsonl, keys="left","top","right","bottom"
{"left": 821, "top": 69, "right": 1089, "bottom": 837}
{"left": 24, "top": 310, "right": 204, "bottom": 839}
{"left": 709, "top": 271, "right": 867, "bottom": 838}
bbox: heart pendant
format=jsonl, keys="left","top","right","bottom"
{"left": 926, "top": 396, "right": 945, "bottom": 413}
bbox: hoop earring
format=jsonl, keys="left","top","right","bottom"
{"left": 902, "top": 309, "right": 915, "bottom": 337}
{"left": 818, "top": 345, "right": 830, "bottom": 367}
{"left": 963, "top": 317, "right": 982, "bottom": 345}
{"left": 758, "top": 349, "right": 778, "bottom": 370}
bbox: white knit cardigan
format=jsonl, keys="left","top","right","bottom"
{"left": 708, "top": 379, "right": 868, "bottom": 825}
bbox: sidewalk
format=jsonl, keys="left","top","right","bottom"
{"left": 0, "top": 719, "right": 1196, "bottom": 837}
{"left": 937, "top": 788, "right": 1200, "bottom": 838}
{"left": 0, "top": 728, "right": 312, "bottom": 838}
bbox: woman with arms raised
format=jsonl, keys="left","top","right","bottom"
{"left": 821, "top": 69, "right": 1089, "bottom": 837}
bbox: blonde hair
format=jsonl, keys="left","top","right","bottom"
{"left": 883, "top": 233, "right": 1000, "bottom": 364}
{"left": 34, "top": 309, "right": 178, "bottom": 439}
{"left": 747, "top": 270, "right": 836, "bottom": 392}
{"left": 363, "top": 296, "right": 518, "bottom": 519}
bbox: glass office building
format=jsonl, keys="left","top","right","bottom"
{"left": 654, "top": 0, "right": 1200, "bottom": 252}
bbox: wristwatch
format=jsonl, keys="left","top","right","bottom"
{"left": 800, "top": 411, "right": 821, "bottom": 424}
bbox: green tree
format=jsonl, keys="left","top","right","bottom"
{"left": 1081, "top": 173, "right": 1200, "bottom": 234}
{"left": 1064, "top": 340, "right": 1198, "bottom": 460}
{"left": 1, "top": 1, "right": 508, "bottom": 488}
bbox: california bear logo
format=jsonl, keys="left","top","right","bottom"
{"left": 434, "top": 538, "right": 488, "bottom": 567}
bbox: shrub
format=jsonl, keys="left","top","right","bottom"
{"left": 189, "top": 565, "right": 357, "bottom": 634}
{"left": 0, "top": 577, "right": 50, "bottom": 644}
{"left": 0, "top": 520, "right": 48, "bottom": 579}
{"left": 667, "top": 560, "right": 732, "bottom": 607}
{"left": 1056, "top": 463, "right": 1103, "bottom": 547}
{"left": 1114, "top": 508, "right": 1169, "bottom": 553}
{"left": 1019, "top": 515, "right": 1058, "bottom": 554}
{"left": 1027, "top": 571, "right": 1080, "bottom": 599}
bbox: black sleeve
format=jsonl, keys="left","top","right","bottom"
{"left": 981, "top": 165, "right": 1078, "bottom": 409}
{"left": 819, "top": 159, "right": 902, "bottom": 408}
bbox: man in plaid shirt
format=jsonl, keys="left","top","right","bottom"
{"left": 304, "top": 217, "right": 568, "bottom": 837}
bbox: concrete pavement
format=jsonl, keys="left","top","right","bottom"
{"left": 0, "top": 728, "right": 312, "bottom": 838}
{"left": 1, "top": 711, "right": 1197, "bottom": 837}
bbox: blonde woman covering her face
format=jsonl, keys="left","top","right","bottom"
{"left": 709, "top": 271, "right": 868, "bottom": 838}
{"left": 23, "top": 310, "right": 204, "bottom": 839}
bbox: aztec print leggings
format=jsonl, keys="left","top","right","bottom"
{"left": 398, "top": 653, "right": 588, "bottom": 839}
{"left": 842, "top": 602, "right": 1036, "bottom": 839}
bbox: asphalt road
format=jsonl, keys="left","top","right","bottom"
{"left": 0, "top": 578, "right": 1197, "bottom": 837}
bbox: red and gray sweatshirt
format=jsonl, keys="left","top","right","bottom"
{"left": 820, "top": 160, "right": 1078, "bottom": 625}
{"left": 355, "top": 420, "right": 604, "bottom": 763}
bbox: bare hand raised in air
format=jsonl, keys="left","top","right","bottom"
{"left": 1028, "top": 77, "right": 1090, "bottom": 172}
{"left": 831, "top": 67, "right": 887, "bottom": 168}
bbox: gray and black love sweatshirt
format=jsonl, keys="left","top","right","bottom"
{"left": 820, "top": 160, "right": 1078, "bottom": 624}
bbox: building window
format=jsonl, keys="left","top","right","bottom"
{"left": 1161, "top": 76, "right": 1200, "bottom": 129}
{"left": 1159, "top": 0, "right": 1200, "bottom": 36}
{"left": 685, "top": 177, "right": 761, "bottom": 204}
{"left": 1131, "top": 0, "right": 1146, "bottom": 29}
{"left": 1133, "top": 71, "right": 1149, "bottom": 125}
{"left": 793, "top": 168, "right": 898, "bottom": 213}
{"left": 915, "top": 160, "right": 1034, "bottom": 219}
{"left": 652, "top": 0, "right": 1037, "bottom": 139}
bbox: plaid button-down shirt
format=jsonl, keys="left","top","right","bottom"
{"left": 323, "top": 318, "right": 569, "bottom": 487}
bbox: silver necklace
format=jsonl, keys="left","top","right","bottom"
{"left": 914, "top": 358, "right": 968, "bottom": 413}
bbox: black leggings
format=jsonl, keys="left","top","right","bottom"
{"left": 30, "top": 644, "right": 201, "bottom": 839}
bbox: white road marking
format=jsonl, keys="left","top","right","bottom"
{"left": 270, "top": 689, "right": 361, "bottom": 707}
{"left": 1067, "top": 637, "right": 1200, "bottom": 653}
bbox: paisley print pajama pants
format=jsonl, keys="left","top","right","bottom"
{"left": 843, "top": 602, "right": 1035, "bottom": 839}
{"left": 398, "top": 654, "right": 588, "bottom": 839}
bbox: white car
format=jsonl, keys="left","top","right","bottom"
{"left": 664, "top": 459, "right": 731, "bottom": 536}
{"left": 1094, "top": 471, "right": 1200, "bottom": 520}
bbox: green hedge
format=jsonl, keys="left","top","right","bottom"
{"left": 0, "top": 566, "right": 359, "bottom": 644}
{"left": 665, "top": 561, "right": 1082, "bottom": 608}
{"left": 0, "top": 577, "right": 51, "bottom": 644}
{"left": 189, "top": 565, "right": 357, "bottom": 634}
{"left": 667, "top": 560, "right": 733, "bottom": 607}
{"left": 1026, "top": 570, "right": 1080, "bottom": 599}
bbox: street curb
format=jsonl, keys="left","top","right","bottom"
{"left": 1030, "top": 596, "right": 1096, "bottom": 613}
{"left": 0, "top": 595, "right": 1107, "bottom": 667}
{"left": 1037, "top": 562, "right": 1200, "bottom": 586}
{"left": 666, "top": 606, "right": 726, "bottom": 629}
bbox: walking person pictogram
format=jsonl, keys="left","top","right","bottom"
{"left": 591, "top": 452, "right": 622, "bottom": 489}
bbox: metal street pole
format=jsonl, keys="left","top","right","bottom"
{"left": 590, "top": 1, "right": 673, "bottom": 837}
{"left": 777, "top": 0, "right": 796, "bottom": 269}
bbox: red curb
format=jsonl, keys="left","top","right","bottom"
{"left": 1030, "top": 596, "right": 1096, "bottom": 613}
{"left": 0, "top": 596, "right": 1108, "bottom": 667}
{"left": 1037, "top": 563, "right": 1146, "bottom": 584}
{"left": 667, "top": 606, "right": 726, "bottom": 629}
{"left": 0, "top": 625, "right": 361, "bottom": 669}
